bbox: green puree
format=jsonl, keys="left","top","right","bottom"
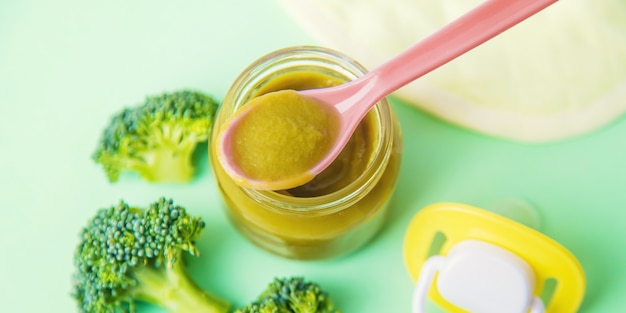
{"left": 225, "top": 71, "right": 377, "bottom": 196}
{"left": 229, "top": 89, "right": 341, "bottom": 186}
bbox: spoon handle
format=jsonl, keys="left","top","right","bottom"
{"left": 369, "top": 0, "right": 559, "bottom": 100}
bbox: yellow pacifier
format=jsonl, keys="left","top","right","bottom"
{"left": 403, "top": 202, "right": 585, "bottom": 313}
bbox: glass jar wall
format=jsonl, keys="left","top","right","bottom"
{"left": 209, "top": 46, "right": 402, "bottom": 260}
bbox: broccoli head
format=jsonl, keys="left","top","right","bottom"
{"left": 236, "top": 277, "right": 340, "bottom": 313}
{"left": 92, "top": 90, "right": 218, "bottom": 183}
{"left": 72, "top": 197, "right": 230, "bottom": 313}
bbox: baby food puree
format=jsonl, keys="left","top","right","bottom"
{"left": 218, "top": 89, "right": 341, "bottom": 190}
{"left": 209, "top": 46, "right": 402, "bottom": 259}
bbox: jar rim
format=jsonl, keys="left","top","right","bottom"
{"left": 220, "top": 46, "right": 395, "bottom": 215}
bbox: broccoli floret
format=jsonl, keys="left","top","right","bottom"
{"left": 72, "top": 197, "right": 230, "bottom": 313}
{"left": 236, "top": 277, "right": 340, "bottom": 313}
{"left": 92, "top": 90, "right": 218, "bottom": 183}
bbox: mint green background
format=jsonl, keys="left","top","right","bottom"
{"left": 1, "top": 0, "right": 625, "bottom": 312}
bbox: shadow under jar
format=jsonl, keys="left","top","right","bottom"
{"left": 209, "top": 46, "right": 403, "bottom": 260}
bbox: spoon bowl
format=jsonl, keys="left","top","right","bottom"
{"left": 218, "top": 0, "right": 559, "bottom": 190}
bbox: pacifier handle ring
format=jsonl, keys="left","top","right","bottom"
{"left": 529, "top": 296, "right": 546, "bottom": 313}
{"left": 412, "top": 256, "right": 447, "bottom": 313}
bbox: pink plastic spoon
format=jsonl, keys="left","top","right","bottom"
{"left": 218, "top": 0, "right": 559, "bottom": 190}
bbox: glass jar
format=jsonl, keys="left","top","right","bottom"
{"left": 209, "top": 46, "right": 403, "bottom": 260}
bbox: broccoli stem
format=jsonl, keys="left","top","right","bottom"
{"left": 141, "top": 145, "right": 195, "bottom": 182}
{"left": 131, "top": 261, "right": 229, "bottom": 313}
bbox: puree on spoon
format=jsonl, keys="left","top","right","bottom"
{"left": 217, "top": 89, "right": 342, "bottom": 190}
